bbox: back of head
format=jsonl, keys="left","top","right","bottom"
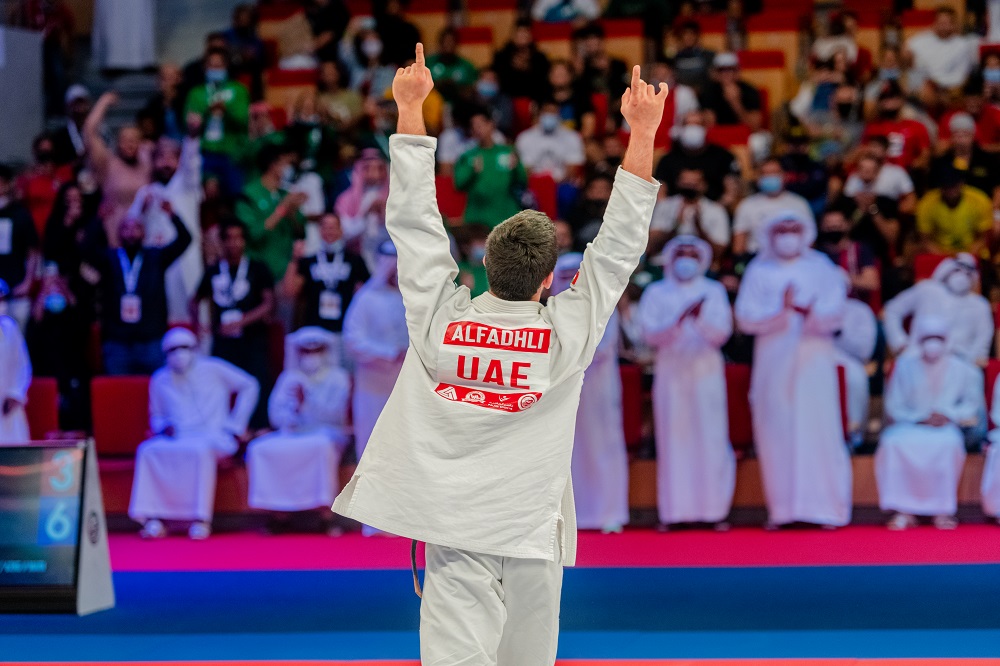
{"left": 485, "top": 210, "right": 558, "bottom": 301}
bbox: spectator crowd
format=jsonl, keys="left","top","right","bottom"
{"left": 5, "top": 0, "right": 1000, "bottom": 537}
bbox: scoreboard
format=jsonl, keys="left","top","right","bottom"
{"left": 0, "top": 441, "right": 114, "bottom": 614}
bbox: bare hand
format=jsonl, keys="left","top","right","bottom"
{"left": 98, "top": 91, "right": 120, "bottom": 107}
{"left": 924, "top": 413, "right": 951, "bottom": 427}
{"left": 392, "top": 43, "right": 434, "bottom": 111}
{"left": 620, "top": 65, "right": 668, "bottom": 137}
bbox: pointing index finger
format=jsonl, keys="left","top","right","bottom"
{"left": 415, "top": 43, "right": 425, "bottom": 67}
{"left": 630, "top": 65, "right": 640, "bottom": 92}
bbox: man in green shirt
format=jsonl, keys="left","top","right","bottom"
{"left": 185, "top": 47, "right": 250, "bottom": 196}
{"left": 235, "top": 144, "right": 307, "bottom": 281}
{"left": 426, "top": 28, "right": 479, "bottom": 102}
{"left": 454, "top": 110, "right": 526, "bottom": 227}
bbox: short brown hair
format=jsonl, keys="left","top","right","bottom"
{"left": 485, "top": 210, "right": 558, "bottom": 301}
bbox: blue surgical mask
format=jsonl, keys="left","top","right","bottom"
{"left": 469, "top": 245, "right": 486, "bottom": 263}
{"left": 985, "top": 68, "right": 1000, "bottom": 84}
{"left": 205, "top": 68, "right": 227, "bottom": 84}
{"left": 757, "top": 175, "right": 784, "bottom": 194}
{"left": 540, "top": 113, "right": 560, "bottom": 133}
{"left": 476, "top": 81, "right": 499, "bottom": 98}
{"left": 878, "top": 67, "right": 900, "bottom": 81}
{"left": 672, "top": 256, "right": 701, "bottom": 281}
{"left": 44, "top": 293, "right": 67, "bottom": 314}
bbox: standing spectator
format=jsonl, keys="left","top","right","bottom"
{"left": 648, "top": 167, "right": 730, "bottom": 257}
{"left": 454, "top": 110, "right": 526, "bottom": 228}
{"left": 904, "top": 7, "right": 979, "bottom": 101}
{"left": 654, "top": 113, "right": 741, "bottom": 202}
{"left": 0, "top": 280, "right": 31, "bottom": 443}
{"left": 334, "top": 148, "right": 390, "bottom": 265}
{"left": 376, "top": 0, "right": 420, "bottom": 67}
{"left": 83, "top": 92, "right": 154, "bottom": 243}
{"left": 674, "top": 21, "right": 716, "bottom": 93}
{"left": 937, "top": 76, "right": 1000, "bottom": 152}
{"left": 843, "top": 139, "right": 917, "bottom": 214}
{"left": 0, "top": 166, "right": 41, "bottom": 331}
{"left": 533, "top": 0, "right": 600, "bottom": 22}
{"left": 815, "top": 207, "right": 880, "bottom": 308}
{"left": 138, "top": 64, "right": 186, "bottom": 142}
{"left": 862, "top": 82, "right": 932, "bottom": 173}
{"left": 515, "top": 100, "right": 586, "bottom": 185}
{"left": 16, "top": 134, "right": 74, "bottom": 237}
{"left": 318, "top": 59, "right": 365, "bottom": 134}
{"left": 284, "top": 213, "right": 369, "bottom": 346}
{"left": 700, "top": 52, "right": 762, "bottom": 132}
{"left": 185, "top": 48, "right": 250, "bottom": 197}
{"left": 639, "top": 236, "right": 735, "bottom": 530}
{"left": 877, "top": 317, "right": 982, "bottom": 530}
{"left": 426, "top": 28, "right": 479, "bottom": 102}
{"left": 93, "top": 211, "right": 192, "bottom": 375}
{"left": 196, "top": 219, "right": 275, "bottom": 429}
{"left": 731, "top": 158, "right": 814, "bottom": 256}
{"left": 236, "top": 145, "right": 307, "bottom": 282}
{"left": 931, "top": 113, "right": 1000, "bottom": 205}
{"left": 735, "top": 211, "right": 851, "bottom": 529}
{"left": 492, "top": 19, "right": 551, "bottom": 99}
{"left": 916, "top": 166, "right": 992, "bottom": 256}
{"left": 51, "top": 85, "right": 92, "bottom": 167}
{"left": 222, "top": 4, "right": 267, "bottom": 101}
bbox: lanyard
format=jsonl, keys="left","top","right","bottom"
{"left": 217, "top": 257, "right": 249, "bottom": 306}
{"left": 316, "top": 250, "right": 346, "bottom": 290}
{"left": 117, "top": 249, "right": 144, "bottom": 294}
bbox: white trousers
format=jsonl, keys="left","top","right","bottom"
{"left": 420, "top": 543, "right": 563, "bottom": 666}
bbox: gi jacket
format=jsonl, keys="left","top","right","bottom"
{"left": 332, "top": 135, "right": 657, "bottom": 564}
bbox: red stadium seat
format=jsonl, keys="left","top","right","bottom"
{"left": 456, "top": 26, "right": 495, "bottom": 69}
{"left": 725, "top": 363, "right": 754, "bottom": 450}
{"left": 436, "top": 174, "right": 467, "bottom": 223}
{"left": 344, "top": 0, "right": 373, "bottom": 16}
{"left": 528, "top": 173, "right": 558, "bottom": 219}
{"left": 26, "top": 378, "right": 59, "bottom": 440}
{"left": 620, "top": 363, "right": 643, "bottom": 449}
{"left": 91, "top": 376, "right": 151, "bottom": 457}
{"left": 707, "top": 124, "right": 751, "bottom": 148}
{"left": 987, "top": 359, "right": 1000, "bottom": 427}
{"left": 913, "top": 253, "right": 950, "bottom": 282}
{"left": 512, "top": 97, "right": 534, "bottom": 136}
{"left": 591, "top": 92, "right": 609, "bottom": 138}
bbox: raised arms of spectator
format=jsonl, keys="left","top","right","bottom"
{"left": 82, "top": 92, "right": 118, "bottom": 180}
{"left": 161, "top": 208, "right": 193, "bottom": 267}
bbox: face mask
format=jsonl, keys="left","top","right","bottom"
{"left": 362, "top": 38, "right": 383, "bottom": 59}
{"left": 879, "top": 68, "right": 900, "bottom": 81}
{"left": 166, "top": 348, "right": 195, "bottom": 374}
{"left": 878, "top": 107, "right": 899, "bottom": 120}
{"left": 676, "top": 186, "right": 700, "bottom": 201}
{"left": 36, "top": 150, "right": 54, "bottom": 163}
{"left": 772, "top": 232, "right": 803, "bottom": 258}
{"left": 920, "top": 337, "right": 946, "bottom": 362}
{"left": 205, "top": 68, "right": 227, "bottom": 84}
{"left": 469, "top": 245, "right": 486, "bottom": 263}
{"left": 299, "top": 353, "right": 324, "bottom": 376}
{"left": 44, "top": 293, "right": 67, "bottom": 314}
{"left": 476, "top": 81, "right": 499, "bottom": 98}
{"left": 836, "top": 102, "right": 855, "bottom": 119}
{"left": 539, "top": 113, "right": 560, "bottom": 133}
{"left": 757, "top": 175, "right": 783, "bottom": 195}
{"left": 818, "top": 229, "right": 846, "bottom": 245}
{"left": 672, "top": 256, "right": 701, "bottom": 281}
{"left": 945, "top": 270, "right": 973, "bottom": 295}
{"left": 678, "top": 124, "right": 706, "bottom": 150}
{"left": 985, "top": 68, "right": 1000, "bottom": 84}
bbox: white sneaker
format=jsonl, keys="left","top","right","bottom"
{"left": 188, "top": 521, "right": 212, "bottom": 540}
{"left": 887, "top": 513, "right": 916, "bottom": 531}
{"left": 140, "top": 519, "right": 166, "bottom": 539}
{"left": 933, "top": 515, "right": 958, "bottom": 530}
{"left": 713, "top": 521, "right": 731, "bottom": 532}
{"left": 601, "top": 523, "right": 624, "bottom": 534}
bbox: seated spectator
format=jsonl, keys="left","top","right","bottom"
{"left": 246, "top": 326, "right": 351, "bottom": 533}
{"left": 318, "top": 59, "right": 365, "bottom": 134}
{"left": 222, "top": 3, "right": 266, "bottom": 100}
{"left": 673, "top": 20, "right": 716, "bottom": 94}
{"left": 735, "top": 210, "right": 850, "bottom": 529}
{"left": 834, "top": 289, "right": 878, "bottom": 448}
{"left": 639, "top": 236, "right": 734, "bottom": 530}
{"left": 862, "top": 81, "right": 932, "bottom": 173}
{"left": 883, "top": 253, "right": 993, "bottom": 367}
{"left": 983, "top": 51, "right": 1000, "bottom": 105}
{"left": 654, "top": 113, "right": 741, "bottom": 203}
{"left": 195, "top": 219, "right": 275, "bottom": 428}
{"left": 916, "top": 166, "right": 992, "bottom": 257}
{"left": 700, "top": 52, "right": 762, "bottom": 132}
{"left": 779, "top": 127, "right": 828, "bottom": 216}
{"left": 533, "top": 0, "right": 600, "bottom": 22}
{"left": 283, "top": 89, "right": 339, "bottom": 186}
{"left": 426, "top": 28, "right": 479, "bottom": 103}
{"left": 437, "top": 102, "right": 509, "bottom": 175}
{"left": 554, "top": 219, "right": 574, "bottom": 255}
{"left": 649, "top": 167, "right": 730, "bottom": 258}
{"left": 904, "top": 7, "right": 979, "bottom": 101}
{"left": 139, "top": 64, "right": 186, "bottom": 142}
{"left": 877, "top": 317, "right": 982, "bottom": 531}
{"left": 816, "top": 207, "right": 880, "bottom": 306}
{"left": 492, "top": 19, "right": 551, "bottom": 99}
{"left": 340, "top": 18, "right": 396, "bottom": 99}
{"left": 334, "top": 148, "right": 390, "bottom": 265}
{"left": 284, "top": 212, "right": 369, "bottom": 345}
{"left": 129, "top": 327, "right": 259, "bottom": 540}
{"left": 468, "top": 69, "right": 514, "bottom": 137}
{"left": 180, "top": 32, "right": 229, "bottom": 106}
{"left": 843, "top": 138, "right": 916, "bottom": 214}
{"left": 51, "top": 85, "right": 92, "bottom": 167}
{"left": 863, "top": 46, "right": 908, "bottom": 113}
{"left": 42, "top": 183, "right": 95, "bottom": 285}
{"left": 732, "top": 157, "right": 814, "bottom": 256}
{"left": 567, "top": 173, "right": 612, "bottom": 244}
{"left": 94, "top": 210, "right": 191, "bottom": 375}
{"left": 237, "top": 144, "right": 307, "bottom": 282}
{"left": 546, "top": 59, "right": 595, "bottom": 136}
{"left": 0, "top": 280, "right": 32, "bottom": 443}
{"left": 937, "top": 76, "right": 1000, "bottom": 152}
{"left": 185, "top": 47, "right": 250, "bottom": 197}
{"left": 0, "top": 166, "right": 42, "bottom": 331}
{"left": 789, "top": 58, "right": 847, "bottom": 128}
{"left": 375, "top": 0, "right": 420, "bottom": 68}
{"left": 931, "top": 113, "right": 1000, "bottom": 205}
{"left": 515, "top": 100, "right": 586, "bottom": 184}
{"left": 649, "top": 59, "right": 699, "bottom": 152}
{"left": 456, "top": 224, "right": 490, "bottom": 297}
{"left": 305, "top": 0, "right": 350, "bottom": 63}
{"left": 573, "top": 22, "right": 628, "bottom": 101}
{"left": 83, "top": 91, "right": 154, "bottom": 242}
{"left": 454, "top": 110, "right": 526, "bottom": 228}
{"left": 16, "top": 134, "right": 74, "bottom": 237}
{"left": 812, "top": 11, "right": 859, "bottom": 66}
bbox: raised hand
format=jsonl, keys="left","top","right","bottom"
{"left": 620, "top": 65, "right": 668, "bottom": 138}
{"left": 392, "top": 43, "right": 434, "bottom": 111}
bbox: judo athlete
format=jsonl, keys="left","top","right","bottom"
{"left": 0, "top": 279, "right": 31, "bottom": 443}
{"left": 638, "top": 236, "right": 735, "bottom": 529}
{"left": 734, "top": 210, "right": 852, "bottom": 529}
{"left": 332, "top": 45, "right": 663, "bottom": 664}
{"left": 876, "top": 317, "right": 983, "bottom": 530}
{"left": 550, "top": 252, "right": 629, "bottom": 534}
{"left": 129, "top": 327, "right": 259, "bottom": 539}
{"left": 247, "top": 326, "right": 352, "bottom": 534}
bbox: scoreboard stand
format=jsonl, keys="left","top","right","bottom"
{"left": 0, "top": 440, "right": 115, "bottom": 615}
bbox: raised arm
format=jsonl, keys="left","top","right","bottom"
{"left": 83, "top": 92, "right": 117, "bottom": 180}
{"left": 386, "top": 44, "right": 463, "bottom": 364}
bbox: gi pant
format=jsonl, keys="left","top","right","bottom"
{"left": 420, "top": 543, "right": 563, "bottom": 666}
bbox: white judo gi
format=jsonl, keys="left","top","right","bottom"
{"left": 331, "top": 135, "right": 658, "bottom": 665}
{"left": 129, "top": 330, "right": 259, "bottom": 524}
{"left": 734, "top": 211, "right": 852, "bottom": 527}
{"left": 639, "top": 236, "right": 735, "bottom": 525}
{"left": 0, "top": 315, "right": 31, "bottom": 443}
{"left": 342, "top": 247, "right": 408, "bottom": 458}
{"left": 877, "top": 318, "right": 981, "bottom": 517}
{"left": 551, "top": 253, "right": 629, "bottom": 532}
{"left": 247, "top": 327, "right": 352, "bottom": 511}
{"left": 835, "top": 296, "right": 878, "bottom": 446}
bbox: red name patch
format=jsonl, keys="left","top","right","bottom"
{"left": 444, "top": 322, "right": 551, "bottom": 353}
{"left": 434, "top": 383, "right": 542, "bottom": 413}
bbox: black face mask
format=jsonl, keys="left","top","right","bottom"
{"left": 120, "top": 154, "right": 139, "bottom": 167}
{"left": 677, "top": 186, "right": 700, "bottom": 200}
{"left": 836, "top": 102, "right": 854, "bottom": 119}
{"left": 818, "top": 229, "right": 847, "bottom": 245}
{"left": 36, "top": 150, "right": 55, "bottom": 164}
{"left": 878, "top": 107, "right": 900, "bottom": 120}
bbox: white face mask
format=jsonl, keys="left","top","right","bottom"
{"left": 166, "top": 348, "right": 195, "bottom": 374}
{"left": 672, "top": 256, "right": 701, "bottom": 281}
{"left": 362, "top": 38, "right": 383, "bottom": 59}
{"left": 772, "top": 232, "right": 803, "bottom": 259}
{"left": 945, "top": 270, "right": 973, "bottom": 295}
{"left": 920, "top": 337, "right": 947, "bottom": 362}
{"left": 678, "top": 124, "right": 706, "bottom": 150}
{"left": 299, "top": 353, "right": 324, "bottom": 376}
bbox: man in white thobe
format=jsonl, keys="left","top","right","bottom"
{"left": 640, "top": 236, "right": 734, "bottom": 529}
{"left": 129, "top": 327, "right": 259, "bottom": 540}
{"left": 834, "top": 290, "right": 878, "bottom": 449}
{"left": 128, "top": 136, "right": 203, "bottom": 323}
{"left": 0, "top": 280, "right": 31, "bottom": 443}
{"left": 247, "top": 327, "right": 351, "bottom": 533}
{"left": 735, "top": 210, "right": 851, "bottom": 528}
{"left": 877, "top": 317, "right": 982, "bottom": 530}
{"left": 550, "top": 253, "right": 629, "bottom": 534}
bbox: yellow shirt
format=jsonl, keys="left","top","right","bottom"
{"left": 916, "top": 185, "right": 993, "bottom": 254}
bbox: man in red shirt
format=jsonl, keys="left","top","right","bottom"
{"left": 15, "top": 134, "right": 74, "bottom": 237}
{"left": 862, "top": 81, "right": 932, "bottom": 172}
{"left": 937, "top": 75, "right": 1000, "bottom": 152}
